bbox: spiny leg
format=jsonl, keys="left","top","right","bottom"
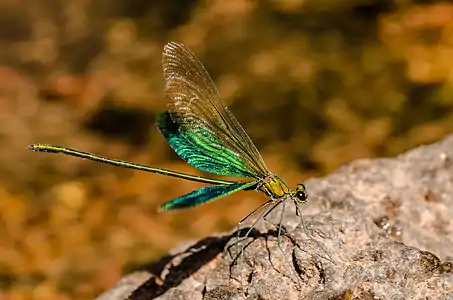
{"left": 228, "top": 200, "right": 272, "bottom": 284}
{"left": 256, "top": 199, "right": 290, "bottom": 246}
{"left": 275, "top": 199, "right": 302, "bottom": 284}
{"left": 238, "top": 200, "right": 277, "bottom": 259}
{"left": 262, "top": 199, "right": 290, "bottom": 235}
{"left": 234, "top": 199, "right": 273, "bottom": 258}
{"left": 262, "top": 199, "right": 329, "bottom": 283}
{"left": 230, "top": 199, "right": 280, "bottom": 285}
{"left": 276, "top": 199, "right": 286, "bottom": 247}
{"left": 272, "top": 199, "right": 318, "bottom": 286}
{"left": 294, "top": 200, "right": 333, "bottom": 263}
{"left": 241, "top": 199, "right": 282, "bottom": 239}
{"left": 252, "top": 199, "right": 302, "bottom": 283}
{"left": 295, "top": 202, "right": 327, "bottom": 238}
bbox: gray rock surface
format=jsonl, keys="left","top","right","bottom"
{"left": 97, "top": 136, "right": 453, "bottom": 300}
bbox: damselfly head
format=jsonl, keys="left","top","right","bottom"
{"left": 294, "top": 183, "right": 308, "bottom": 203}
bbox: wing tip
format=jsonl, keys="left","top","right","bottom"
{"left": 163, "top": 42, "right": 184, "bottom": 54}
{"left": 157, "top": 206, "right": 167, "bottom": 214}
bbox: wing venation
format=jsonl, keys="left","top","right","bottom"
{"left": 161, "top": 42, "right": 269, "bottom": 178}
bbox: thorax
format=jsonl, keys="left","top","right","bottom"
{"left": 257, "top": 174, "right": 291, "bottom": 199}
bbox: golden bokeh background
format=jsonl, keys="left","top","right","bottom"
{"left": 1, "top": 1, "right": 453, "bottom": 299}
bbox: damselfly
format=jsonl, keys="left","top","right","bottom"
{"left": 29, "top": 42, "right": 310, "bottom": 276}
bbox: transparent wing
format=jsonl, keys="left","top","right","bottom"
{"left": 162, "top": 42, "right": 269, "bottom": 178}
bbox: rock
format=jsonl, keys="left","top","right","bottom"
{"left": 97, "top": 136, "right": 453, "bottom": 300}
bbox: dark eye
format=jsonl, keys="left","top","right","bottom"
{"left": 296, "top": 191, "right": 306, "bottom": 201}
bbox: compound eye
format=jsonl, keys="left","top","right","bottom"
{"left": 296, "top": 191, "right": 307, "bottom": 202}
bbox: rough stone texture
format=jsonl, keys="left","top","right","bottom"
{"left": 97, "top": 136, "right": 453, "bottom": 300}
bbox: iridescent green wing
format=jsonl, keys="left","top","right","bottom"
{"left": 159, "top": 181, "right": 257, "bottom": 212}
{"left": 157, "top": 111, "right": 256, "bottom": 178}
{"left": 161, "top": 42, "right": 269, "bottom": 179}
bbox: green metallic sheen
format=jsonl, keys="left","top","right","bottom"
{"left": 159, "top": 181, "right": 257, "bottom": 211}
{"left": 157, "top": 111, "right": 255, "bottom": 178}
{"left": 162, "top": 42, "right": 269, "bottom": 178}
{"left": 28, "top": 42, "right": 309, "bottom": 219}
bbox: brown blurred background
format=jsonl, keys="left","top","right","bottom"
{"left": 1, "top": 0, "right": 453, "bottom": 299}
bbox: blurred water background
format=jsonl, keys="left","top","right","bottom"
{"left": 1, "top": 0, "right": 453, "bottom": 299}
